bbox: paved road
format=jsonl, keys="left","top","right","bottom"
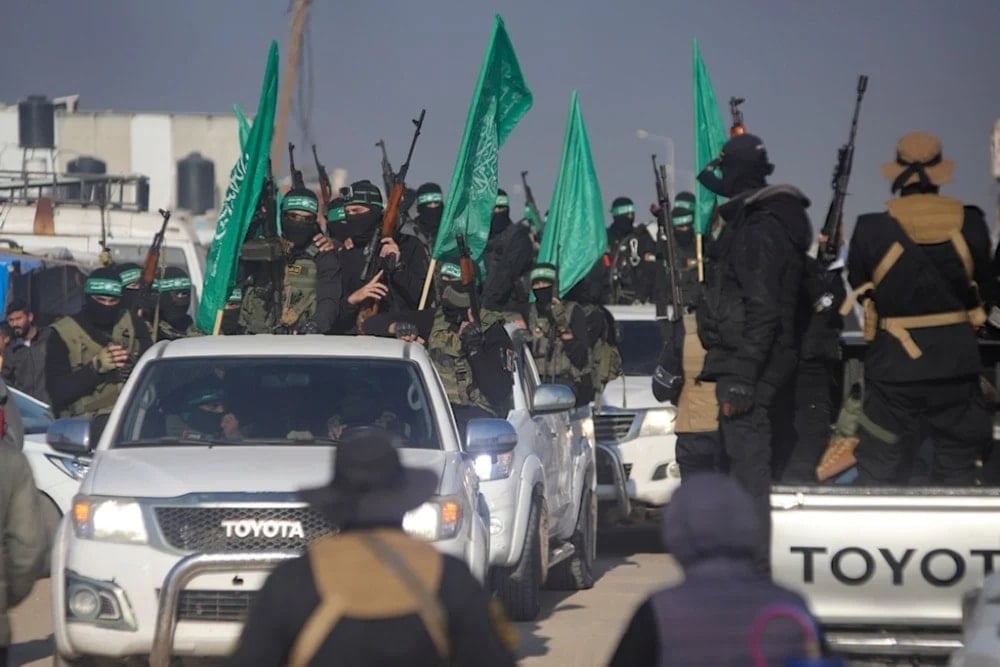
{"left": 8, "top": 525, "right": 673, "bottom": 667}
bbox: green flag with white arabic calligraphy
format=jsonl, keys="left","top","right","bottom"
{"left": 196, "top": 41, "right": 279, "bottom": 334}
{"left": 432, "top": 15, "right": 533, "bottom": 263}
{"left": 536, "top": 91, "right": 606, "bottom": 298}
{"left": 693, "top": 39, "right": 727, "bottom": 236}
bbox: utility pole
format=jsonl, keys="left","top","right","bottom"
{"left": 270, "top": 0, "right": 310, "bottom": 176}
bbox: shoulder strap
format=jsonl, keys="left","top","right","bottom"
{"left": 286, "top": 580, "right": 349, "bottom": 667}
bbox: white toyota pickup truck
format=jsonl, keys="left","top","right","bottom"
{"left": 47, "top": 335, "right": 514, "bottom": 666}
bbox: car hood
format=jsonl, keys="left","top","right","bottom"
{"left": 600, "top": 375, "right": 662, "bottom": 410}
{"left": 85, "top": 446, "right": 450, "bottom": 498}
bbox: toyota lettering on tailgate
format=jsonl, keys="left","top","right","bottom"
{"left": 221, "top": 519, "right": 305, "bottom": 539}
{"left": 790, "top": 545, "right": 1000, "bottom": 587}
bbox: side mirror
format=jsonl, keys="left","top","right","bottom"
{"left": 47, "top": 417, "right": 92, "bottom": 455}
{"left": 532, "top": 384, "right": 576, "bottom": 414}
{"left": 465, "top": 418, "right": 518, "bottom": 456}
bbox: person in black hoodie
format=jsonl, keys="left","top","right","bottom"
{"left": 481, "top": 190, "right": 534, "bottom": 316}
{"left": 607, "top": 196, "right": 658, "bottom": 305}
{"left": 694, "top": 133, "right": 812, "bottom": 574}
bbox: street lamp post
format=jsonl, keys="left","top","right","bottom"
{"left": 637, "top": 129, "right": 675, "bottom": 197}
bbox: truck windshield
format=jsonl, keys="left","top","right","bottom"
{"left": 618, "top": 320, "right": 663, "bottom": 376}
{"left": 114, "top": 357, "right": 440, "bottom": 449}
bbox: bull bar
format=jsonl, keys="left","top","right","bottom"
{"left": 596, "top": 443, "right": 631, "bottom": 520}
{"left": 150, "top": 551, "right": 297, "bottom": 667}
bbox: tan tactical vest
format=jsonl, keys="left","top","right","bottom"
{"left": 428, "top": 310, "right": 507, "bottom": 413}
{"left": 840, "top": 194, "right": 985, "bottom": 359}
{"left": 675, "top": 312, "right": 719, "bottom": 433}
{"left": 287, "top": 530, "right": 448, "bottom": 667}
{"left": 239, "top": 256, "right": 318, "bottom": 334}
{"left": 50, "top": 313, "right": 137, "bottom": 418}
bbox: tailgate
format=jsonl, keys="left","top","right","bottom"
{"left": 772, "top": 485, "right": 1000, "bottom": 628}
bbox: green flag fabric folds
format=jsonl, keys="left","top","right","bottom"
{"left": 196, "top": 41, "right": 279, "bottom": 333}
{"left": 432, "top": 15, "right": 533, "bottom": 263}
{"left": 692, "top": 39, "right": 728, "bottom": 236}
{"left": 536, "top": 91, "right": 606, "bottom": 298}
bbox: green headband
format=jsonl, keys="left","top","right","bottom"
{"left": 672, "top": 212, "right": 694, "bottom": 227}
{"left": 154, "top": 276, "right": 193, "bottom": 293}
{"left": 611, "top": 204, "right": 635, "bottom": 216}
{"left": 439, "top": 262, "right": 462, "bottom": 280}
{"left": 326, "top": 206, "right": 346, "bottom": 223}
{"left": 495, "top": 195, "right": 510, "bottom": 207}
{"left": 417, "top": 192, "right": 443, "bottom": 206}
{"left": 349, "top": 189, "right": 383, "bottom": 208}
{"left": 282, "top": 195, "right": 319, "bottom": 214}
{"left": 530, "top": 266, "right": 558, "bottom": 283}
{"left": 85, "top": 278, "right": 123, "bottom": 297}
{"left": 227, "top": 287, "right": 243, "bottom": 303}
{"left": 119, "top": 267, "right": 141, "bottom": 286}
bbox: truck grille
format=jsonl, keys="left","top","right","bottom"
{"left": 154, "top": 506, "right": 332, "bottom": 552}
{"left": 177, "top": 590, "right": 255, "bottom": 622}
{"left": 593, "top": 412, "right": 637, "bottom": 443}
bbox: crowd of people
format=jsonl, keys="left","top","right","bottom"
{"left": 0, "top": 126, "right": 998, "bottom": 664}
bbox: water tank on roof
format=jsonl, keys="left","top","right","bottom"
{"left": 18, "top": 95, "right": 55, "bottom": 149}
{"left": 67, "top": 156, "right": 107, "bottom": 205}
{"left": 177, "top": 153, "right": 215, "bottom": 215}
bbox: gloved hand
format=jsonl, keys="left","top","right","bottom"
{"left": 92, "top": 344, "right": 128, "bottom": 374}
{"left": 394, "top": 321, "right": 419, "bottom": 340}
{"left": 720, "top": 377, "right": 755, "bottom": 417}
{"left": 296, "top": 320, "right": 321, "bottom": 335}
{"left": 550, "top": 300, "right": 570, "bottom": 331}
{"left": 460, "top": 322, "right": 484, "bottom": 358}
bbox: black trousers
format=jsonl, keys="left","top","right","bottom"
{"left": 676, "top": 431, "right": 726, "bottom": 478}
{"left": 775, "top": 359, "right": 838, "bottom": 483}
{"left": 854, "top": 376, "right": 988, "bottom": 486}
{"left": 716, "top": 376, "right": 785, "bottom": 576}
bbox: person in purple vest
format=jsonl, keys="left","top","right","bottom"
{"left": 610, "top": 473, "right": 824, "bottom": 666}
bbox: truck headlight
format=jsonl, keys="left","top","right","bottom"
{"left": 403, "top": 496, "right": 463, "bottom": 542}
{"left": 473, "top": 451, "right": 515, "bottom": 481}
{"left": 46, "top": 454, "right": 90, "bottom": 481}
{"left": 637, "top": 408, "right": 675, "bottom": 438}
{"left": 71, "top": 496, "right": 148, "bottom": 544}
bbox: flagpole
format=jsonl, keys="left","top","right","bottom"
{"left": 418, "top": 259, "right": 437, "bottom": 310}
{"left": 696, "top": 234, "right": 704, "bottom": 282}
{"left": 271, "top": 0, "right": 310, "bottom": 173}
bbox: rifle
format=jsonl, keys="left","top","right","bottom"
{"left": 239, "top": 162, "right": 286, "bottom": 331}
{"left": 818, "top": 75, "right": 868, "bottom": 266}
{"left": 729, "top": 97, "right": 746, "bottom": 137}
{"left": 139, "top": 208, "right": 171, "bottom": 340}
{"left": 288, "top": 143, "right": 305, "bottom": 190}
{"left": 652, "top": 155, "right": 683, "bottom": 322}
{"left": 456, "top": 233, "right": 481, "bottom": 325}
{"left": 521, "top": 170, "right": 545, "bottom": 236}
{"left": 357, "top": 109, "right": 427, "bottom": 329}
{"left": 311, "top": 144, "right": 332, "bottom": 214}
{"left": 376, "top": 139, "right": 395, "bottom": 198}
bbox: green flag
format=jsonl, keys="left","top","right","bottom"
{"left": 692, "top": 39, "right": 727, "bottom": 236}
{"left": 432, "top": 15, "right": 533, "bottom": 263}
{"left": 524, "top": 201, "right": 545, "bottom": 235}
{"left": 196, "top": 41, "right": 279, "bottom": 333}
{"left": 536, "top": 91, "right": 606, "bottom": 298}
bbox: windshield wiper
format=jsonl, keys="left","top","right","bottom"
{"left": 117, "top": 436, "right": 236, "bottom": 448}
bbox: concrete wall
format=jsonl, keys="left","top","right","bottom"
{"left": 130, "top": 114, "right": 173, "bottom": 210}
{"left": 170, "top": 113, "right": 241, "bottom": 214}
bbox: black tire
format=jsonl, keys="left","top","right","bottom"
{"left": 547, "top": 486, "right": 596, "bottom": 590}
{"left": 492, "top": 496, "right": 546, "bottom": 621}
{"left": 53, "top": 655, "right": 96, "bottom": 667}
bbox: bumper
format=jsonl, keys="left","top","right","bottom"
{"left": 596, "top": 434, "right": 680, "bottom": 510}
{"left": 480, "top": 476, "right": 520, "bottom": 568}
{"left": 822, "top": 627, "right": 962, "bottom": 658}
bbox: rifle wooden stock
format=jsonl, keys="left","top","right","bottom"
{"left": 456, "top": 233, "right": 480, "bottom": 324}
{"left": 140, "top": 209, "right": 171, "bottom": 291}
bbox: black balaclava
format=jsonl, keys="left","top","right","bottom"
{"left": 670, "top": 191, "right": 696, "bottom": 248}
{"left": 437, "top": 262, "right": 470, "bottom": 325}
{"left": 609, "top": 196, "right": 636, "bottom": 239}
{"left": 697, "top": 133, "right": 773, "bottom": 198}
{"left": 156, "top": 266, "right": 193, "bottom": 328}
{"left": 490, "top": 189, "right": 512, "bottom": 238}
{"left": 530, "top": 263, "right": 558, "bottom": 318}
{"left": 82, "top": 266, "right": 125, "bottom": 330}
{"left": 336, "top": 180, "right": 383, "bottom": 246}
{"left": 415, "top": 182, "right": 444, "bottom": 237}
{"left": 116, "top": 263, "right": 143, "bottom": 310}
{"left": 281, "top": 187, "right": 321, "bottom": 249}
{"left": 324, "top": 196, "right": 348, "bottom": 238}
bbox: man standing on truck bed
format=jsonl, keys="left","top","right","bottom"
{"left": 45, "top": 267, "right": 153, "bottom": 439}
{"left": 694, "top": 133, "right": 813, "bottom": 575}
{"left": 845, "top": 132, "right": 995, "bottom": 485}
{"left": 227, "top": 427, "right": 517, "bottom": 667}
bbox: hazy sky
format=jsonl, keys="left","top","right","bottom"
{"left": 2, "top": 0, "right": 999, "bottom": 237}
